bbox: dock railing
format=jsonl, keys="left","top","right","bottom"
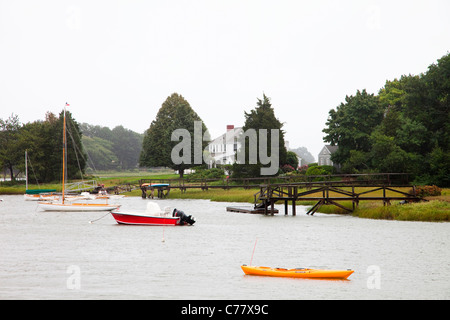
{"left": 254, "top": 183, "right": 421, "bottom": 215}
{"left": 139, "top": 173, "right": 411, "bottom": 191}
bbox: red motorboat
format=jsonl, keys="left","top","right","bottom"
{"left": 110, "top": 202, "right": 195, "bottom": 226}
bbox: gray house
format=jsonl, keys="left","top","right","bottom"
{"left": 318, "top": 145, "right": 339, "bottom": 168}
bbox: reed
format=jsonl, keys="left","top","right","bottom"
{"left": 353, "top": 200, "right": 449, "bottom": 222}
{"left": 0, "top": 183, "right": 62, "bottom": 194}
{"left": 153, "top": 186, "right": 450, "bottom": 221}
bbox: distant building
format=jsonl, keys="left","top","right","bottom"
{"left": 318, "top": 145, "right": 339, "bottom": 167}
{"left": 207, "top": 125, "right": 243, "bottom": 168}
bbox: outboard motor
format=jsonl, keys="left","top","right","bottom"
{"left": 172, "top": 208, "right": 195, "bottom": 225}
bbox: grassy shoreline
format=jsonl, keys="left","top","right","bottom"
{"left": 2, "top": 179, "right": 448, "bottom": 222}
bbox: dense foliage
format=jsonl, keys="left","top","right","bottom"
{"left": 81, "top": 124, "right": 143, "bottom": 171}
{"left": 323, "top": 53, "right": 450, "bottom": 187}
{"left": 232, "top": 94, "right": 288, "bottom": 178}
{"left": 140, "top": 93, "right": 209, "bottom": 178}
{"left": 0, "top": 110, "right": 86, "bottom": 183}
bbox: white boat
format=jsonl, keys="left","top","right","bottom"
{"left": 38, "top": 104, "right": 121, "bottom": 212}
{"left": 24, "top": 193, "right": 59, "bottom": 201}
{"left": 79, "top": 191, "right": 125, "bottom": 201}
{"left": 39, "top": 201, "right": 120, "bottom": 212}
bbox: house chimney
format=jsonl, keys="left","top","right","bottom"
{"left": 227, "top": 125, "right": 234, "bottom": 131}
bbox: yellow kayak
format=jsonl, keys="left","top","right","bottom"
{"left": 241, "top": 265, "right": 354, "bottom": 279}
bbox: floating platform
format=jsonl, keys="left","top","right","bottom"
{"left": 226, "top": 206, "right": 279, "bottom": 214}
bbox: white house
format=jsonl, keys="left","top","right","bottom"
{"left": 207, "top": 125, "right": 243, "bottom": 168}
{"left": 318, "top": 145, "right": 339, "bottom": 167}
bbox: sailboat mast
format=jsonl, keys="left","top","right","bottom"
{"left": 62, "top": 107, "right": 67, "bottom": 204}
{"left": 25, "top": 150, "right": 28, "bottom": 190}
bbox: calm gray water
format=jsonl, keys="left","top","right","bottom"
{"left": 0, "top": 195, "right": 448, "bottom": 300}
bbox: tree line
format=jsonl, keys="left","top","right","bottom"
{"left": 0, "top": 111, "right": 86, "bottom": 183}
{"left": 139, "top": 93, "right": 298, "bottom": 178}
{"left": 323, "top": 53, "right": 449, "bottom": 187}
{"left": 0, "top": 111, "right": 143, "bottom": 184}
{"left": 80, "top": 124, "right": 143, "bottom": 171}
{"left": 2, "top": 53, "right": 447, "bottom": 185}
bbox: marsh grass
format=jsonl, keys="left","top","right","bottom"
{"left": 353, "top": 200, "right": 449, "bottom": 221}
{"left": 0, "top": 183, "right": 62, "bottom": 194}
{"left": 161, "top": 186, "right": 450, "bottom": 221}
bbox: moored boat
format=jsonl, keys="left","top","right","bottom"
{"left": 111, "top": 202, "right": 195, "bottom": 226}
{"left": 24, "top": 192, "right": 59, "bottom": 201}
{"left": 241, "top": 265, "right": 354, "bottom": 279}
{"left": 37, "top": 103, "right": 122, "bottom": 212}
{"left": 38, "top": 201, "right": 120, "bottom": 212}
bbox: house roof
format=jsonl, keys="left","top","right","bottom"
{"left": 325, "top": 145, "right": 339, "bottom": 153}
{"left": 319, "top": 145, "right": 338, "bottom": 155}
{"left": 210, "top": 127, "right": 243, "bottom": 144}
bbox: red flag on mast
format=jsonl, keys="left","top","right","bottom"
{"left": 65, "top": 102, "right": 70, "bottom": 106}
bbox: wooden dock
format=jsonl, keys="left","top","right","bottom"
{"left": 226, "top": 206, "right": 279, "bottom": 214}
{"left": 137, "top": 174, "right": 421, "bottom": 215}
{"left": 254, "top": 183, "right": 422, "bottom": 215}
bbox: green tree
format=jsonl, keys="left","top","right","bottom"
{"left": 0, "top": 114, "right": 22, "bottom": 181}
{"left": 422, "top": 53, "right": 450, "bottom": 150}
{"left": 82, "top": 136, "right": 119, "bottom": 170}
{"left": 1, "top": 110, "right": 86, "bottom": 184}
{"left": 322, "top": 53, "right": 449, "bottom": 186}
{"left": 19, "top": 119, "right": 53, "bottom": 183}
{"left": 81, "top": 123, "right": 143, "bottom": 171}
{"left": 395, "top": 116, "right": 428, "bottom": 154}
{"left": 378, "top": 78, "right": 406, "bottom": 111}
{"left": 140, "top": 93, "right": 209, "bottom": 178}
{"left": 369, "top": 131, "right": 408, "bottom": 173}
{"left": 341, "top": 150, "right": 370, "bottom": 173}
{"left": 233, "top": 94, "right": 287, "bottom": 177}
{"left": 285, "top": 151, "right": 299, "bottom": 169}
{"left": 111, "top": 125, "right": 143, "bottom": 170}
{"left": 426, "top": 145, "right": 450, "bottom": 187}
{"left": 323, "top": 89, "right": 383, "bottom": 165}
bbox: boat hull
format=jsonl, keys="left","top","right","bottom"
{"left": 38, "top": 202, "right": 121, "bottom": 212}
{"left": 241, "top": 265, "right": 354, "bottom": 279}
{"left": 24, "top": 194, "right": 59, "bottom": 201}
{"left": 111, "top": 211, "right": 181, "bottom": 226}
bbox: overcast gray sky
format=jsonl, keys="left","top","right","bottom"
{"left": 1, "top": 0, "right": 449, "bottom": 159}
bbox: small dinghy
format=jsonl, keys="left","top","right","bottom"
{"left": 241, "top": 265, "right": 354, "bottom": 279}
{"left": 111, "top": 202, "right": 195, "bottom": 226}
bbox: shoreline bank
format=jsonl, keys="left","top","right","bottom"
{"left": 1, "top": 184, "right": 448, "bottom": 222}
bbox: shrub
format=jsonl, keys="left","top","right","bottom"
{"left": 281, "top": 164, "right": 295, "bottom": 173}
{"left": 297, "top": 165, "right": 308, "bottom": 174}
{"left": 320, "top": 165, "right": 336, "bottom": 174}
{"left": 187, "top": 167, "right": 225, "bottom": 180}
{"left": 305, "top": 166, "right": 327, "bottom": 176}
{"left": 305, "top": 165, "right": 336, "bottom": 176}
{"left": 410, "top": 185, "right": 442, "bottom": 198}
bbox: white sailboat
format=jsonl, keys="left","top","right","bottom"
{"left": 38, "top": 104, "right": 121, "bottom": 212}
